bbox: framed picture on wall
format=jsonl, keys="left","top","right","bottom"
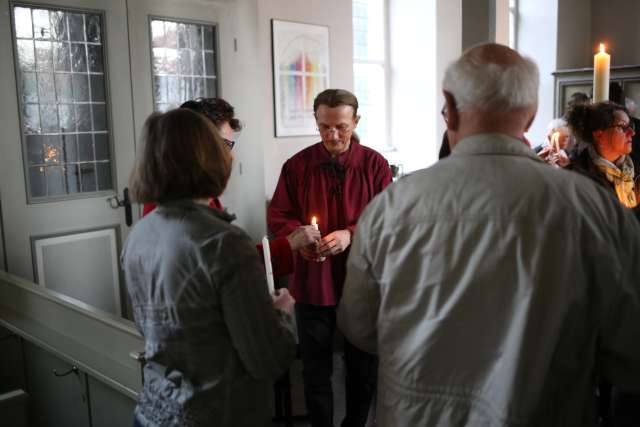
{"left": 271, "top": 19, "right": 330, "bottom": 137}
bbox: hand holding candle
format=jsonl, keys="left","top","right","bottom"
{"left": 302, "top": 216, "right": 325, "bottom": 262}
{"left": 593, "top": 43, "right": 610, "bottom": 103}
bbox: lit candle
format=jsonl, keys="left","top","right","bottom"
{"left": 261, "top": 236, "right": 275, "bottom": 295}
{"left": 311, "top": 216, "right": 319, "bottom": 231}
{"left": 593, "top": 43, "right": 610, "bottom": 103}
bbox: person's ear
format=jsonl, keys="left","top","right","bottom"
{"left": 353, "top": 115, "right": 360, "bottom": 127}
{"left": 443, "top": 91, "right": 459, "bottom": 131}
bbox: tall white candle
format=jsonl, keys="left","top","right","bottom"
{"left": 311, "top": 216, "right": 319, "bottom": 231}
{"left": 593, "top": 43, "right": 610, "bottom": 103}
{"left": 261, "top": 236, "right": 275, "bottom": 295}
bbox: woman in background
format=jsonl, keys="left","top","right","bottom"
{"left": 123, "top": 108, "right": 297, "bottom": 427}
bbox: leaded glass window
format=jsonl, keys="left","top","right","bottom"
{"left": 150, "top": 19, "right": 217, "bottom": 112}
{"left": 12, "top": 5, "right": 113, "bottom": 200}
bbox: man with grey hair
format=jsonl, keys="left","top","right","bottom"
{"left": 338, "top": 43, "right": 640, "bottom": 426}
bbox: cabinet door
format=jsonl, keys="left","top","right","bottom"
{"left": 23, "top": 342, "right": 89, "bottom": 427}
{"left": 88, "top": 376, "right": 136, "bottom": 427}
{"left": 0, "top": 327, "right": 26, "bottom": 395}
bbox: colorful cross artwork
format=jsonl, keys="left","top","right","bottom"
{"left": 271, "top": 19, "right": 330, "bottom": 137}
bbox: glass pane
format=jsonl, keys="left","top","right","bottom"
{"left": 26, "top": 135, "right": 44, "bottom": 165}
{"left": 87, "top": 45, "right": 103, "bottom": 72}
{"left": 55, "top": 73, "right": 73, "bottom": 102}
{"left": 32, "top": 9, "right": 51, "bottom": 40}
{"left": 150, "top": 19, "right": 217, "bottom": 111}
{"left": 42, "top": 135, "right": 63, "bottom": 164}
{"left": 92, "top": 104, "right": 107, "bottom": 131}
{"left": 79, "top": 163, "right": 96, "bottom": 192}
{"left": 205, "top": 78, "right": 216, "bottom": 98}
{"left": 35, "top": 41, "right": 53, "bottom": 71}
{"left": 46, "top": 166, "right": 65, "bottom": 196}
{"left": 58, "top": 104, "right": 76, "bottom": 132}
{"left": 29, "top": 167, "right": 46, "bottom": 197}
{"left": 192, "top": 50, "right": 204, "bottom": 76}
{"left": 203, "top": 26, "right": 214, "bottom": 50}
{"left": 204, "top": 51, "right": 215, "bottom": 76}
{"left": 72, "top": 74, "right": 89, "bottom": 101}
{"left": 23, "top": 104, "right": 40, "bottom": 134}
{"left": 62, "top": 134, "right": 78, "bottom": 162}
{"left": 21, "top": 72, "right": 38, "bottom": 103}
{"left": 66, "top": 163, "right": 80, "bottom": 193}
{"left": 14, "top": 7, "right": 33, "bottom": 39}
{"left": 352, "top": 0, "right": 385, "bottom": 61}
{"left": 96, "top": 162, "right": 112, "bottom": 190}
{"left": 71, "top": 43, "right": 87, "bottom": 72}
{"left": 90, "top": 75, "right": 105, "bottom": 102}
{"left": 17, "top": 40, "right": 36, "bottom": 72}
{"left": 75, "top": 104, "right": 92, "bottom": 132}
{"left": 37, "top": 72, "right": 55, "bottom": 102}
{"left": 85, "top": 14, "right": 101, "bottom": 43}
{"left": 40, "top": 104, "right": 59, "bottom": 133}
{"left": 50, "top": 11, "right": 68, "bottom": 41}
{"left": 13, "top": 5, "right": 111, "bottom": 199}
{"left": 94, "top": 134, "right": 109, "bottom": 160}
{"left": 68, "top": 14, "right": 84, "bottom": 42}
{"left": 77, "top": 134, "right": 93, "bottom": 161}
{"left": 53, "top": 42, "right": 71, "bottom": 71}
{"left": 353, "top": 62, "right": 388, "bottom": 151}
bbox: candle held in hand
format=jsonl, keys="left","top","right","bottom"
{"left": 261, "top": 236, "right": 275, "bottom": 295}
{"left": 593, "top": 43, "right": 610, "bottom": 103}
{"left": 311, "top": 216, "right": 319, "bottom": 231}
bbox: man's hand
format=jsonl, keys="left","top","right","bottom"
{"left": 300, "top": 244, "right": 326, "bottom": 263}
{"left": 318, "top": 229, "right": 351, "bottom": 257}
{"left": 285, "top": 225, "right": 321, "bottom": 251}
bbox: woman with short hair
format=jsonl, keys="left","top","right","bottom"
{"left": 123, "top": 108, "right": 297, "bottom": 427}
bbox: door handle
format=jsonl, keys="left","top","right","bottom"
{"left": 108, "top": 187, "right": 133, "bottom": 227}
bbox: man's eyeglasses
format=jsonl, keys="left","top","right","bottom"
{"left": 612, "top": 121, "right": 635, "bottom": 134}
{"left": 317, "top": 124, "right": 352, "bottom": 135}
{"left": 222, "top": 138, "right": 236, "bottom": 150}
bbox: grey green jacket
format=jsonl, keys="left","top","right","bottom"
{"left": 338, "top": 134, "right": 640, "bottom": 426}
{"left": 122, "top": 200, "right": 296, "bottom": 427}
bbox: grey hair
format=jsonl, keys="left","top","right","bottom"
{"left": 546, "top": 117, "right": 568, "bottom": 136}
{"left": 443, "top": 49, "right": 540, "bottom": 113}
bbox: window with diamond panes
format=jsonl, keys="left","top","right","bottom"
{"left": 150, "top": 19, "right": 217, "bottom": 112}
{"left": 12, "top": 6, "right": 113, "bottom": 199}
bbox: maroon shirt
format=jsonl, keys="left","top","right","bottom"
{"left": 267, "top": 141, "right": 392, "bottom": 306}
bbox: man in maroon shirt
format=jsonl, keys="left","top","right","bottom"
{"left": 268, "top": 89, "right": 392, "bottom": 427}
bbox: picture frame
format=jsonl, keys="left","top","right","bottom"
{"left": 271, "top": 19, "right": 330, "bottom": 137}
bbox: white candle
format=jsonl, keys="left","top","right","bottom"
{"left": 311, "top": 216, "right": 319, "bottom": 231}
{"left": 261, "top": 236, "right": 275, "bottom": 295}
{"left": 593, "top": 43, "right": 610, "bottom": 103}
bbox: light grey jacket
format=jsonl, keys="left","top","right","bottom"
{"left": 338, "top": 134, "right": 640, "bottom": 427}
{"left": 122, "top": 200, "right": 296, "bottom": 427}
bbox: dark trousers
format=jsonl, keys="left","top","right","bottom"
{"left": 296, "top": 303, "right": 377, "bottom": 427}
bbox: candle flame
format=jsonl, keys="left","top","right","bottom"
{"left": 599, "top": 43, "right": 605, "bottom": 53}
{"left": 311, "top": 216, "right": 317, "bottom": 226}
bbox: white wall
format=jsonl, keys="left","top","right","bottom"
{"left": 256, "top": 0, "right": 354, "bottom": 200}
{"left": 517, "top": 0, "right": 558, "bottom": 146}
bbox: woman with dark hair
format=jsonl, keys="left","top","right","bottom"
{"left": 142, "top": 98, "right": 320, "bottom": 277}
{"left": 123, "top": 109, "right": 297, "bottom": 427}
{"left": 566, "top": 101, "right": 639, "bottom": 217}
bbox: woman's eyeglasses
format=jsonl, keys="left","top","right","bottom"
{"left": 612, "top": 121, "right": 635, "bottom": 134}
{"left": 222, "top": 138, "right": 236, "bottom": 150}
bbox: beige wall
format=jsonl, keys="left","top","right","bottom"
{"left": 590, "top": 0, "right": 640, "bottom": 67}
{"left": 556, "top": 0, "right": 591, "bottom": 69}
{"left": 256, "top": 0, "right": 354, "bottom": 200}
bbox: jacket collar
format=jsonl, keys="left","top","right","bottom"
{"left": 451, "top": 133, "right": 542, "bottom": 163}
